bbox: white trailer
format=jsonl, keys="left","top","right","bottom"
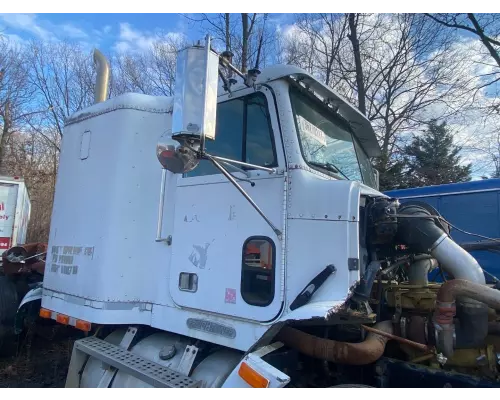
{"left": 16, "top": 38, "right": 500, "bottom": 388}
{"left": 0, "top": 176, "right": 31, "bottom": 254}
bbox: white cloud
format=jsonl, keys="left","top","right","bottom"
{"left": 113, "top": 22, "right": 155, "bottom": 53}
{"left": 114, "top": 40, "right": 131, "bottom": 53}
{"left": 61, "top": 23, "right": 88, "bottom": 39}
{"left": 0, "top": 13, "right": 51, "bottom": 40}
{"left": 3, "top": 33, "right": 28, "bottom": 47}
{"left": 113, "top": 22, "right": 185, "bottom": 54}
{"left": 0, "top": 13, "right": 91, "bottom": 43}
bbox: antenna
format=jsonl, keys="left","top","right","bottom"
{"left": 254, "top": 13, "right": 268, "bottom": 71}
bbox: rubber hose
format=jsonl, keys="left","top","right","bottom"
{"left": 277, "top": 320, "right": 393, "bottom": 366}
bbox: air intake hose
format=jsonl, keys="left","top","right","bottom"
{"left": 396, "top": 202, "right": 488, "bottom": 357}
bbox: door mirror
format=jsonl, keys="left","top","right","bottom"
{"left": 157, "top": 35, "right": 220, "bottom": 174}
{"left": 172, "top": 36, "right": 219, "bottom": 143}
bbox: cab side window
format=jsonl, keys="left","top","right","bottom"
{"left": 241, "top": 237, "right": 275, "bottom": 307}
{"left": 185, "top": 92, "right": 277, "bottom": 177}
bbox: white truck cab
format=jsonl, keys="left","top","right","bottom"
{"left": 31, "top": 38, "right": 404, "bottom": 388}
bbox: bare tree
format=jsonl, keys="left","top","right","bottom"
{"left": 111, "top": 34, "right": 187, "bottom": 97}
{"left": 424, "top": 13, "right": 500, "bottom": 122}
{"left": 289, "top": 14, "right": 349, "bottom": 87}
{"left": 459, "top": 113, "right": 500, "bottom": 179}
{"left": 184, "top": 13, "right": 273, "bottom": 71}
{"left": 1, "top": 128, "right": 60, "bottom": 242}
{"left": 281, "top": 14, "right": 478, "bottom": 189}
{"left": 364, "top": 15, "right": 478, "bottom": 187}
{"left": 426, "top": 14, "right": 500, "bottom": 85}
{"left": 0, "top": 36, "right": 36, "bottom": 175}
{"left": 24, "top": 40, "right": 96, "bottom": 140}
{"left": 478, "top": 133, "right": 500, "bottom": 178}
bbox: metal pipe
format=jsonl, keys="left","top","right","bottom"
{"left": 431, "top": 235, "right": 489, "bottom": 357}
{"left": 219, "top": 160, "right": 251, "bottom": 178}
{"left": 397, "top": 204, "right": 485, "bottom": 286}
{"left": 20, "top": 252, "right": 47, "bottom": 263}
{"left": 93, "top": 49, "right": 110, "bottom": 104}
{"left": 210, "top": 155, "right": 276, "bottom": 174}
{"left": 408, "top": 257, "right": 438, "bottom": 286}
{"left": 397, "top": 203, "right": 489, "bottom": 358}
{"left": 433, "top": 279, "right": 500, "bottom": 358}
{"left": 380, "top": 257, "right": 410, "bottom": 277}
{"left": 435, "top": 279, "right": 500, "bottom": 309}
{"left": 218, "top": 56, "right": 246, "bottom": 81}
{"left": 460, "top": 240, "right": 500, "bottom": 251}
{"left": 430, "top": 235, "right": 488, "bottom": 355}
{"left": 360, "top": 324, "right": 432, "bottom": 353}
{"left": 155, "top": 169, "right": 168, "bottom": 242}
{"left": 277, "top": 321, "right": 394, "bottom": 366}
{"left": 431, "top": 235, "right": 486, "bottom": 286}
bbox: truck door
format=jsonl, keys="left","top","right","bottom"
{"left": 169, "top": 86, "right": 286, "bottom": 322}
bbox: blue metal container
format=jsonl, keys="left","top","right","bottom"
{"left": 385, "top": 179, "right": 500, "bottom": 282}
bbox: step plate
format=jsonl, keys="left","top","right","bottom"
{"left": 75, "top": 336, "right": 201, "bottom": 388}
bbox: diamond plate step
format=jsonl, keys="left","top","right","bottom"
{"left": 74, "top": 336, "right": 201, "bottom": 388}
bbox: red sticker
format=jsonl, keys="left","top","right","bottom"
{"left": 0, "top": 237, "right": 11, "bottom": 249}
{"left": 225, "top": 288, "right": 236, "bottom": 304}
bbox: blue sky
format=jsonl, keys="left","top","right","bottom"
{"left": 0, "top": 13, "right": 294, "bottom": 54}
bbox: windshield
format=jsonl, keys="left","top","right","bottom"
{"left": 290, "top": 86, "right": 377, "bottom": 189}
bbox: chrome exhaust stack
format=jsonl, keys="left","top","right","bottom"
{"left": 93, "top": 49, "right": 110, "bottom": 104}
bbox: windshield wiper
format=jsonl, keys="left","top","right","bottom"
{"left": 308, "top": 161, "right": 350, "bottom": 180}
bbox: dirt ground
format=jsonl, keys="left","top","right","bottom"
{"left": 0, "top": 327, "right": 77, "bottom": 388}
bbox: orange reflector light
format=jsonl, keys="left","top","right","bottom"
{"left": 56, "top": 313, "right": 69, "bottom": 325}
{"left": 238, "top": 362, "right": 270, "bottom": 388}
{"left": 39, "top": 308, "right": 52, "bottom": 319}
{"left": 75, "top": 319, "right": 91, "bottom": 332}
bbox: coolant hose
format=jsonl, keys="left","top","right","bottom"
{"left": 435, "top": 279, "right": 500, "bottom": 309}
{"left": 277, "top": 320, "right": 393, "bottom": 365}
{"left": 352, "top": 261, "right": 382, "bottom": 302}
{"left": 433, "top": 279, "right": 500, "bottom": 358}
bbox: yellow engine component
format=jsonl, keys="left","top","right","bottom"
{"left": 401, "top": 338, "right": 500, "bottom": 381}
{"left": 384, "top": 283, "right": 440, "bottom": 312}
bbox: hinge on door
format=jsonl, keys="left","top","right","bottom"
{"left": 348, "top": 258, "right": 359, "bottom": 271}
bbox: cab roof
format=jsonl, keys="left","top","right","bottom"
{"left": 221, "top": 64, "right": 382, "bottom": 158}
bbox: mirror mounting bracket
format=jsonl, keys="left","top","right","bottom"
{"left": 202, "top": 152, "right": 282, "bottom": 239}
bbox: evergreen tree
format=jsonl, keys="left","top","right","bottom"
{"left": 375, "top": 156, "right": 409, "bottom": 191}
{"left": 403, "top": 120, "right": 471, "bottom": 188}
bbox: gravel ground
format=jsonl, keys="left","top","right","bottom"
{"left": 0, "top": 327, "right": 78, "bottom": 388}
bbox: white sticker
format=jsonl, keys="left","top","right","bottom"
{"left": 297, "top": 116, "right": 327, "bottom": 147}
